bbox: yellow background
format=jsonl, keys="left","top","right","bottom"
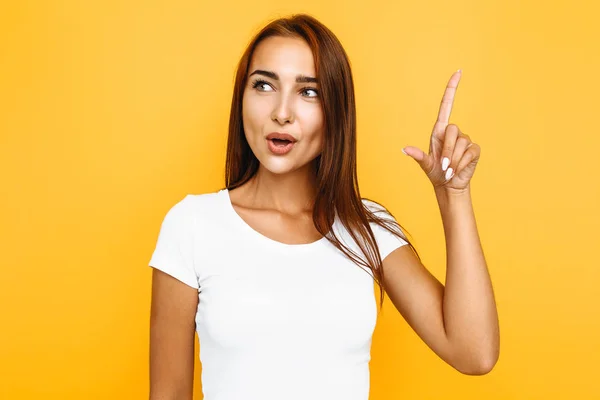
{"left": 1, "top": 0, "right": 598, "bottom": 399}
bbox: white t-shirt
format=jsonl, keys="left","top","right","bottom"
{"left": 148, "top": 188, "right": 408, "bottom": 400}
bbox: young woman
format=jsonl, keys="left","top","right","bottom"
{"left": 148, "top": 13, "right": 499, "bottom": 400}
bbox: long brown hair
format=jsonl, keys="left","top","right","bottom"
{"left": 224, "top": 13, "right": 421, "bottom": 311}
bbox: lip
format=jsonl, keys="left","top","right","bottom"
{"left": 266, "top": 132, "right": 297, "bottom": 142}
{"left": 266, "top": 137, "right": 296, "bottom": 155}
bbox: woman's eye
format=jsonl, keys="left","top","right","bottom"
{"left": 259, "top": 83, "right": 273, "bottom": 91}
{"left": 252, "top": 79, "right": 273, "bottom": 91}
{"left": 303, "top": 88, "right": 319, "bottom": 98}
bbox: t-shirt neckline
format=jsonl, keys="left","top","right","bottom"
{"left": 220, "top": 188, "right": 330, "bottom": 252}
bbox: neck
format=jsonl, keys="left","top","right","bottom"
{"left": 244, "top": 161, "right": 318, "bottom": 215}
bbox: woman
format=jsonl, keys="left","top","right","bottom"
{"left": 148, "top": 13, "right": 499, "bottom": 400}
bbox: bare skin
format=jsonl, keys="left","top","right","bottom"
{"left": 149, "top": 269, "right": 198, "bottom": 399}
{"left": 228, "top": 181, "right": 323, "bottom": 245}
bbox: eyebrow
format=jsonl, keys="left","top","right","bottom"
{"left": 248, "top": 69, "right": 318, "bottom": 84}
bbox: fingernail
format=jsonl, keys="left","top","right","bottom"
{"left": 442, "top": 157, "right": 450, "bottom": 171}
{"left": 445, "top": 167, "right": 453, "bottom": 180}
{"left": 402, "top": 148, "right": 407, "bottom": 155}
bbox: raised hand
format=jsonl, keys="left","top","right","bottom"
{"left": 402, "top": 70, "right": 480, "bottom": 193}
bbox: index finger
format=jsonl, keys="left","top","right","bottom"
{"left": 433, "top": 69, "right": 462, "bottom": 133}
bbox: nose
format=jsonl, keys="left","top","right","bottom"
{"left": 271, "top": 93, "right": 295, "bottom": 124}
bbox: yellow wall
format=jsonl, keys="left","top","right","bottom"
{"left": 1, "top": 0, "right": 598, "bottom": 398}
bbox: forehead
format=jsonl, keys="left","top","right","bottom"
{"left": 249, "top": 36, "right": 316, "bottom": 77}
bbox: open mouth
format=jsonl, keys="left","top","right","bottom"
{"left": 267, "top": 137, "right": 296, "bottom": 155}
{"left": 270, "top": 138, "right": 292, "bottom": 147}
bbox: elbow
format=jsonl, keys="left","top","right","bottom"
{"left": 460, "top": 357, "right": 498, "bottom": 376}
{"left": 457, "top": 351, "right": 499, "bottom": 376}
{"left": 451, "top": 342, "right": 499, "bottom": 376}
{"left": 450, "top": 330, "right": 500, "bottom": 376}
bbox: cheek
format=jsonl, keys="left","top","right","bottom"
{"left": 242, "top": 95, "right": 252, "bottom": 125}
{"left": 243, "top": 94, "right": 268, "bottom": 126}
{"left": 303, "top": 109, "right": 324, "bottom": 144}
{"left": 242, "top": 102, "right": 260, "bottom": 149}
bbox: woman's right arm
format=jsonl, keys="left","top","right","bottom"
{"left": 149, "top": 268, "right": 199, "bottom": 400}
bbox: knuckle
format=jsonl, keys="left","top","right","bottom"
{"left": 457, "top": 137, "right": 470, "bottom": 147}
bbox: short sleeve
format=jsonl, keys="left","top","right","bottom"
{"left": 148, "top": 195, "right": 199, "bottom": 289}
{"left": 362, "top": 199, "right": 409, "bottom": 261}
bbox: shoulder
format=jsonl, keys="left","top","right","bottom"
{"left": 361, "top": 198, "right": 382, "bottom": 211}
{"left": 182, "top": 189, "right": 223, "bottom": 211}
{"left": 161, "top": 189, "right": 224, "bottom": 226}
{"left": 361, "top": 197, "right": 394, "bottom": 220}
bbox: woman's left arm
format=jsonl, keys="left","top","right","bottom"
{"left": 383, "top": 69, "right": 499, "bottom": 375}
{"left": 434, "top": 185, "right": 499, "bottom": 374}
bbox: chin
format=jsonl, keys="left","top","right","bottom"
{"left": 258, "top": 157, "right": 300, "bottom": 175}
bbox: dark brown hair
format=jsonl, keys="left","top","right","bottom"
{"left": 224, "top": 13, "right": 421, "bottom": 311}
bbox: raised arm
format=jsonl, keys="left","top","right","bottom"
{"left": 390, "top": 70, "right": 499, "bottom": 374}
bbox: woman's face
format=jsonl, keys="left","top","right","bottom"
{"left": 242, "top": 35, "right": 324, "bottom": 176}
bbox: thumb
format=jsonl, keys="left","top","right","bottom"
{"left": 402, "top": 146, "right": 432, "bottom": 172}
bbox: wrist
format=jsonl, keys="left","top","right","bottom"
{"left": 434, "top": 185, "right": 472, "bottom": 205}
